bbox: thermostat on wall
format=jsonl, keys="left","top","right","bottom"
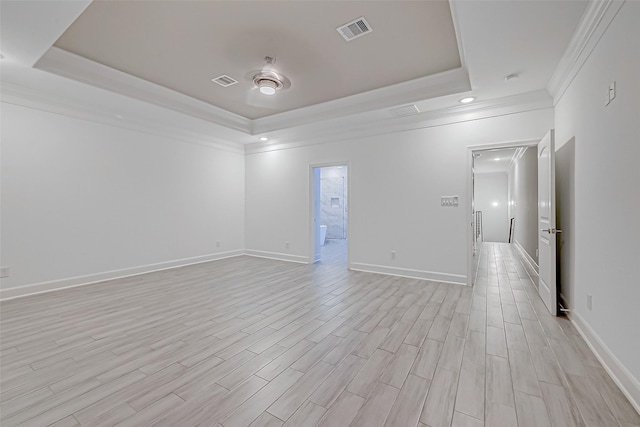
{"left": 441, "top": 196, "right": 459, "bottom": 207}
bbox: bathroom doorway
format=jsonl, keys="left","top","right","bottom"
{"left": 310, "top": 164, "right": 349, "bottom": 266}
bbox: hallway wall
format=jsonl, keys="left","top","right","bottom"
{"left": 475, "top": 172, "right": 509, "bottom": 243}
{"left": 554, "top": 0, "right": 640, "bottom": 404}
{"left": 508, "top": 147, "right": 538, "bottom": 263}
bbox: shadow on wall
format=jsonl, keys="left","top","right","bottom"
{"left": 320, "top": 166, "right": 348, "bottom": 239}
{"left": 556, "top": 137, "right": 575, "bottom": 310}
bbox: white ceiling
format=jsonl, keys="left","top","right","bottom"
{"left": 474, "top": 148, "right": 519, "bottom": 174}
{"left": 0, "top": 0, "right": 590, "bottom": 142}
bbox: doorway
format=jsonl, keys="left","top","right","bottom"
{"left": 310, "top": 164, "right": 349, "bottom": 266}
{"left": 467, "top": 141, "right": 539, "bottom": 285}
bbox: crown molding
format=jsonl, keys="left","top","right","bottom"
{"left": 1, "top": 81, "right": 245, "bottom": 155}
{"left": 35, "top": 47, "right": 471, "bottom": 137}
{"left": 547, "top": 0, "right": 625, "bottom": 104}
{"left": 36, "top": 47, "right": 253, "bottom": 134}
{"left": 245, "top": 90, "right": 553, "bottom": 155}
{"left": 252, "top": 67, "right": 471, "bottom": 134}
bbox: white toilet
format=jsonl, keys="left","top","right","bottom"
{"left": 319, "top": 225, "right": 328, "bottom": 246}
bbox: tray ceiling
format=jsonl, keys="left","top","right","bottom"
{"left": 53, "top": 1, "right": 461, "bottom": 120}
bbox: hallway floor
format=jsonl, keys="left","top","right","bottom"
{"left": 1, "top": 243, "right": 638, "bottom": 426}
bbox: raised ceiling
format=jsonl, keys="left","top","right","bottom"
{"left": 53, "top": 1, "right": 461, "bottom": 120}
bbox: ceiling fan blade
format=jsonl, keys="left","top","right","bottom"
{"left": 245, "top": 87, "right": 277, "bottom": 108}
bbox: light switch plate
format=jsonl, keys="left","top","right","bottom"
{"left": 441, "top": 196, "right": 459, "bottom": 207}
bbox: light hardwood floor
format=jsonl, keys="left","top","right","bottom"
{"left": 1, "top": 243, "right": 638, "bottom": 426}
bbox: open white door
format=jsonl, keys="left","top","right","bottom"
{"left": 312, "top": 167, "right": 321, "bottom": 263}
{"left": 538, "top": 130, "right": 559, "bottom": 315}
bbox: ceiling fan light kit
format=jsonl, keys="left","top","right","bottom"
{"left": 248, "top": 56, "right": 292, "bottom": 96}
{"left": 252, "top": 70, "right": 289, "bottom": 95}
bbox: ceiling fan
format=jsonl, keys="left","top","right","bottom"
{"left": 245, "top": 56, "right": 291, "bottom": 98}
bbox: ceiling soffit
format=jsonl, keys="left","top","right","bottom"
{"left": 40, "top": 0, "right": 466, "bottom": 132}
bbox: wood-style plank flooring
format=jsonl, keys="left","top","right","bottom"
{"left": 1, "top": 242, "right": 639, "bottom": 426}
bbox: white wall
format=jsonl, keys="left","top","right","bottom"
{"left": 554, "top": 0, "right": 640, "bottom": 399}
{"left": 245, "top": 108, "right": 553, "bottom": 283}
{"left": 475, "top": 173, "right": 509, "bottom": 242}
{"left": 556, "top": 138, "right": 574, "bottom": 313}
{"left": 0, "top": 102, "right": 245, "bottom": 293}
{"left": 508, "top": 147, "right": 538, "bottom": 261}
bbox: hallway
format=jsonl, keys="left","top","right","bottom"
{"left": 470, "top": 242, "right": 639, "bottom": 426}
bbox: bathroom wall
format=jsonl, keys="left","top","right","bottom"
{"left": 320, "top": 166, "right": 348, "bottom": 239}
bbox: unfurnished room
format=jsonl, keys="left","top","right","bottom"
{"left": 1, "top": 1, "right": 639, "bottom": 426}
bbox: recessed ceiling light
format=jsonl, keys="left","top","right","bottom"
{"left": 259, "top": 137, "right": 269, "bottom": 141}
{"left": 459, "top": 97, "right": 476, "bottom": 104}
{"left": 492, "top": 202, "right": 499, "bottom": 207}
{"left": 494, "top": 157, "right": 500, "bottom": 161}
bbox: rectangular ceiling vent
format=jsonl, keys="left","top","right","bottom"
{"left": 337, "top": 17, "right": 373, "bottom": 41}
{"left": 391, "top": 104, "right": 420, "bottom": 117}
{"left": 211, "top": 75, "right": 238, "bottom": 87}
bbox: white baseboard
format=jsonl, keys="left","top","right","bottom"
{"left": 0, "top": 250, "right": 244, "bottom": 301}
{"left": 514, "top": 239, "right": 539, "bottom": 273}
{"left": 349, "top": 262, "right": 467, "bottom": 285}
{"left": 244, "top": 250, "right": 309, "bottom": 264}
{"left": 568, "top": 311, "right": 640, "bottom": 414}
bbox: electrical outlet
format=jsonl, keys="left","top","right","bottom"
{"left": 587, "top": 294, "right": 593, "bottom": 310}
{"left": 285, "top": 241, "right": 290, "bottom": 249}
{"left": 0, "top": 267, "right": 9, "bottom": 278}
{"left": 216, "top": 240, "right": 221, "bottom": 248}
{"left": 391, "top": 251, "right": 396, "bottom": 260}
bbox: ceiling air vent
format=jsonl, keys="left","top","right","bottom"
{"left": 211, "top": 75, "right": 238, "bottom": 87}
{"left": 337, "top": 17, "right": 373, "bottom": 41}
{"left": 391, "top": 104, "right": 420, "bottom": 117}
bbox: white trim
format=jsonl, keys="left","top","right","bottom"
{"left": 244, "top": 250, "right": 309, "bottom": 264}
{"left": 252, "top": 67, "right": 471, "bottom": 134}
{"left": 514, "top": 239, "right": 539, "bottom": 272}
{"left": 35, "top": 47, "right": 471, "bottom": 135}
{"left": 1, "top": 81, "right": 245, "bottom": 155}
{"left": 0, "top": 250, "right": 244, "bottom": 301}
{"left": 548, "top": 0, "right": 625, "bottom": 104}
{"left": 349, "top": 262, "right": 467, "bottom": 285}
{"left": 568, "top": 311, "right": 640, "bottom": 414}
{"left": 247, "top": 91, "right": 553, "bottom": 155}
{"left": 36, "top": 47, "right": 252, "bottom": 133}
{"left": 448, "top": 0, "right": 468, "bottom": 70}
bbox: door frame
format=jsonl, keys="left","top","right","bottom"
{"left": 309, "top": 161, "right": 351, "bottom": 266}
{"left": 465, "top": 139, "right": 538, "bottom": 285}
